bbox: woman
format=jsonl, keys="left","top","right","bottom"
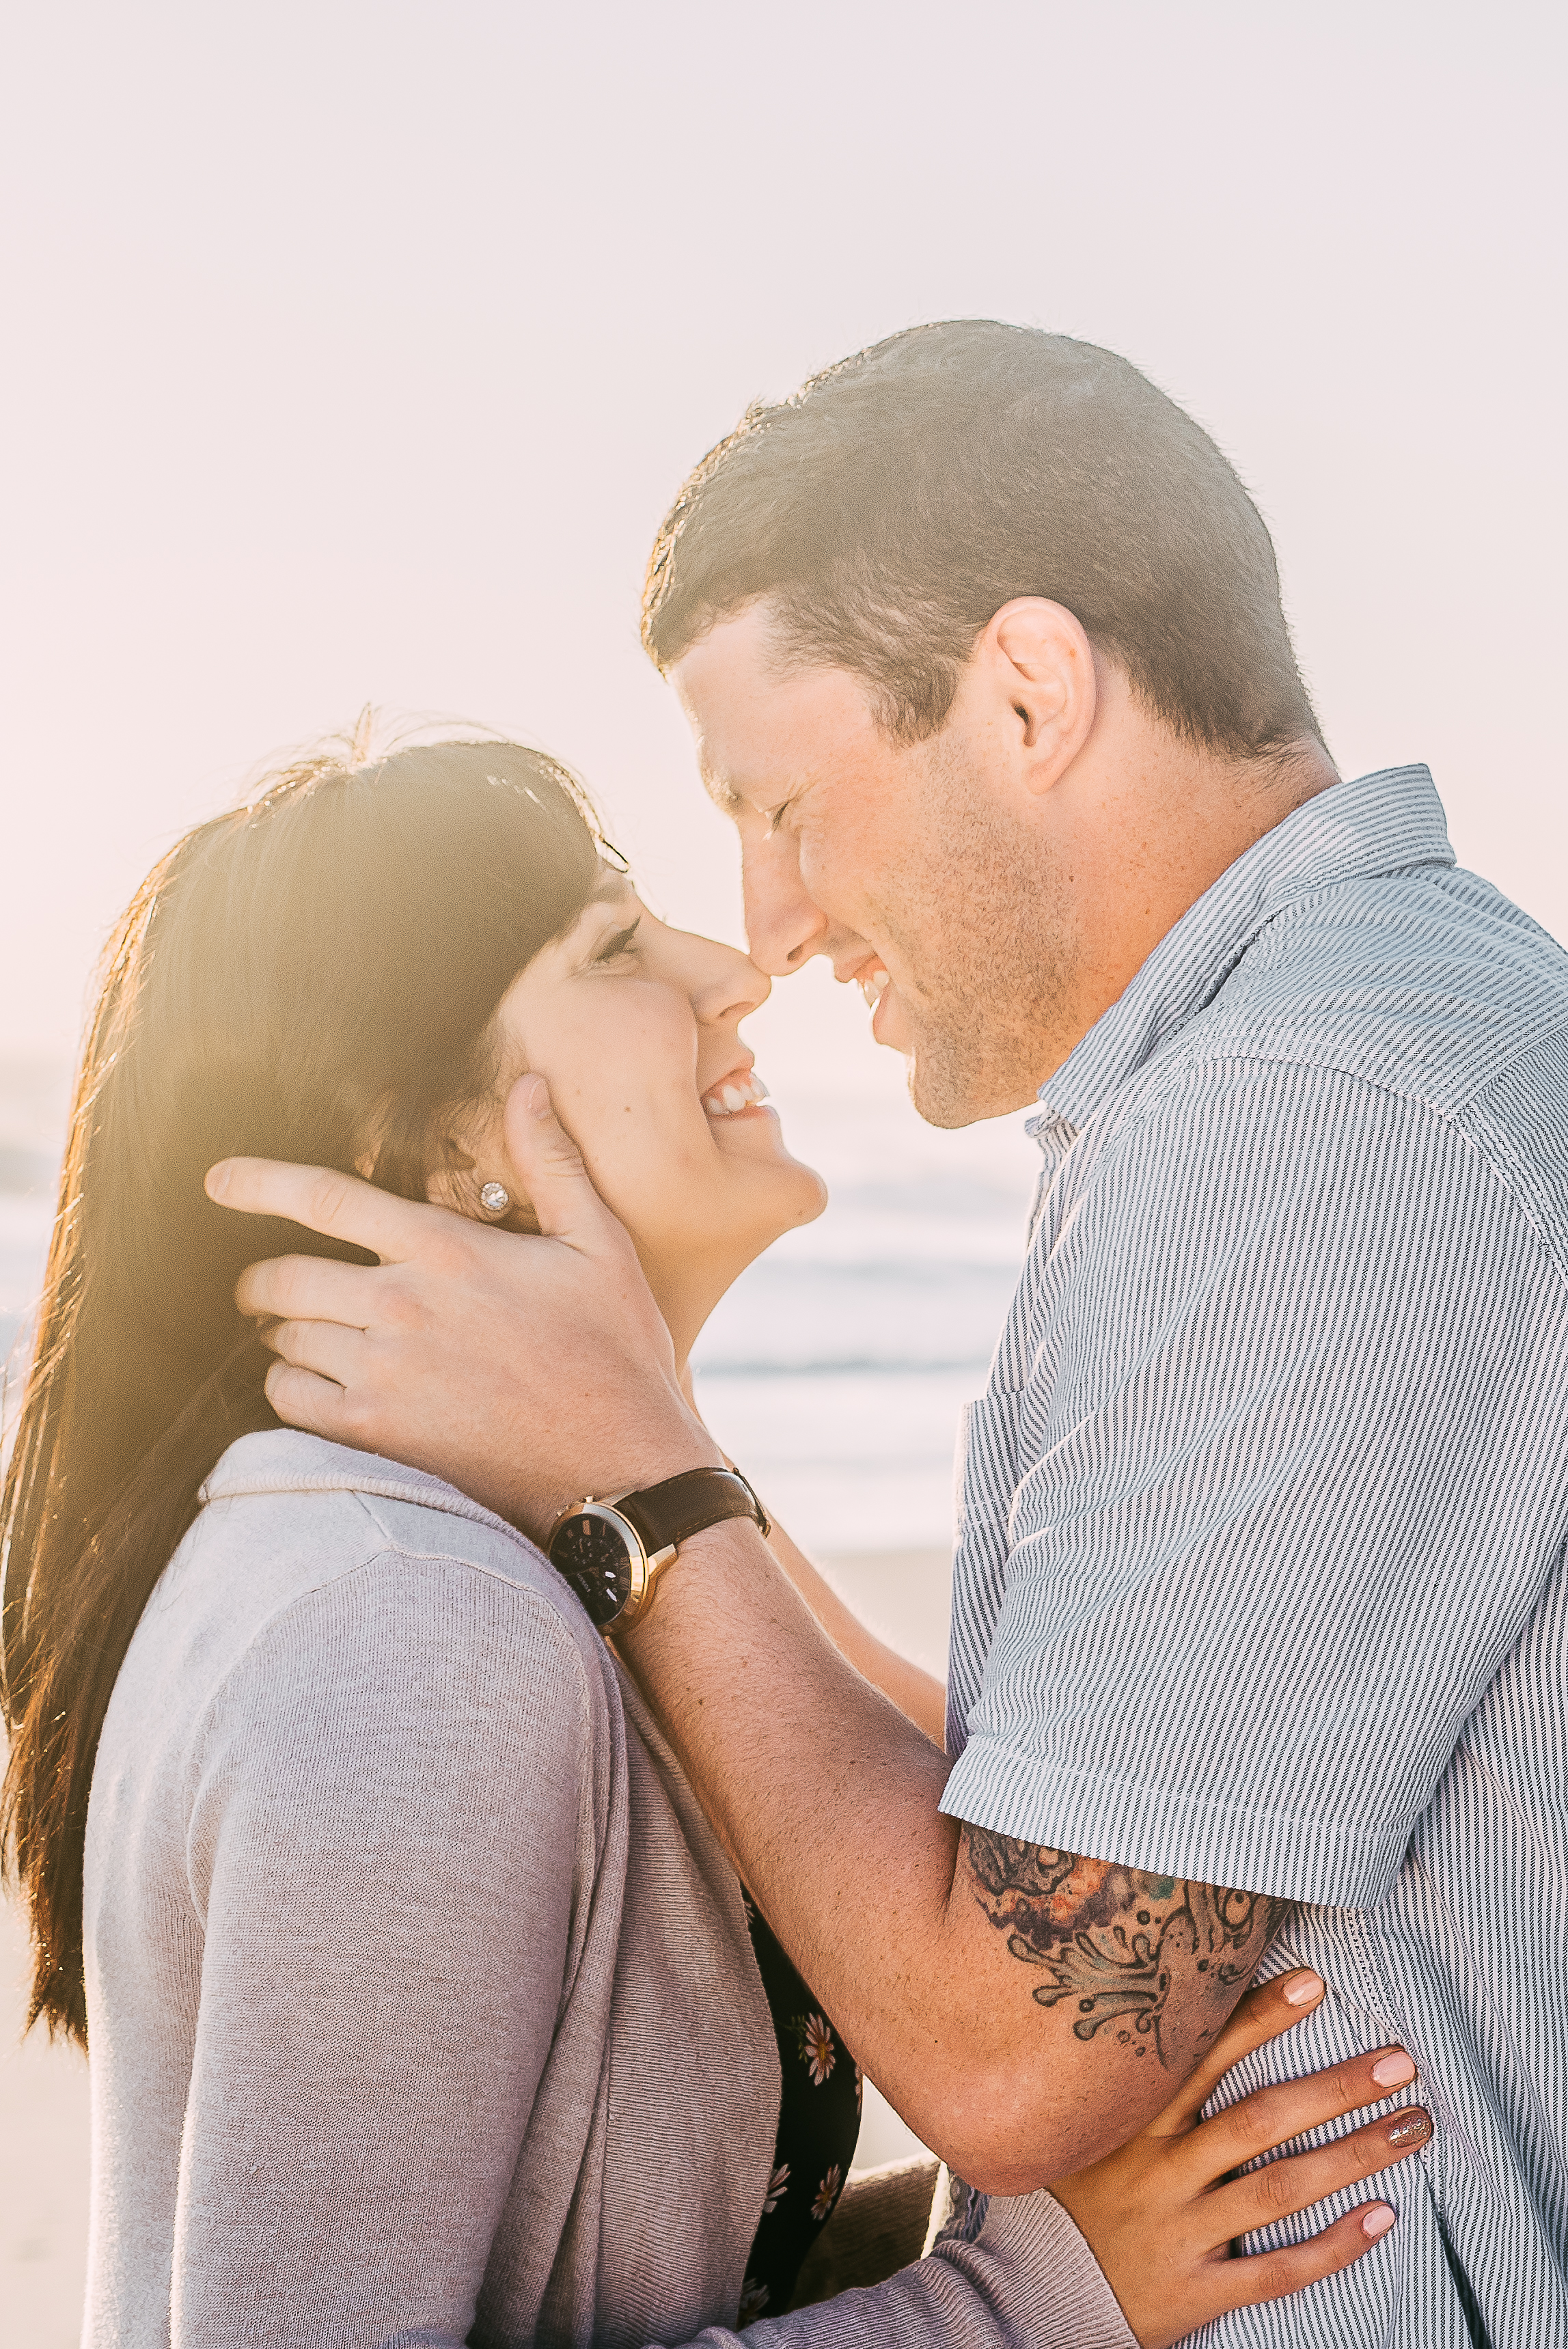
{"left": 1, "top": 730, "right": 1428, "bottom": 2348}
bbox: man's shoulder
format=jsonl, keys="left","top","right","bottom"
{"left": 1040, "top": 864, "right": 1568, "bottom": 1293}
{"left": 1192, "top": 862, "right": 1568, "bottom": 1115}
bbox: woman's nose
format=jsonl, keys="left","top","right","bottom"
{"left": 691, "top": 935, "right": 771, "bottom": 1026}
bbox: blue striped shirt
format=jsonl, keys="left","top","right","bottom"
{"left": 939, "top": 767, "right": 1568, "bottom": 2345}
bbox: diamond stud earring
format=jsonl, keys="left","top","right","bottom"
{"left": 479, "top": 1182, "right": 511, "bottom": 1215}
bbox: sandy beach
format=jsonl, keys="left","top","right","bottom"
{"left": 1, "top": 1893, "right": 90, "bottom": 2349}
{"left": 1, "top": 1546, "right": 948, "bottom": 2341}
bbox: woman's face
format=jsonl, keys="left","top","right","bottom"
{"left": 439, "top": 870, "right": 827, "bottom": 1312}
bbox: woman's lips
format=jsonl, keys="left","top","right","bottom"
{"left": 702, "top": 1069, "right": 772, "bottom": 1118}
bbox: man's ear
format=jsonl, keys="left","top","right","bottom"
{"left": 982, "top": 599, "right": 1098, "bottom": 794}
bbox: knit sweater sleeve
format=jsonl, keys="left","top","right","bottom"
{"left": 652, "top": 2187, "right": 1138, "bottom": 2349}
{"left": 172, "top": 1551, "right": 597, "bottom": 2349}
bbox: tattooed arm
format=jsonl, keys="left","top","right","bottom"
{"left": 964, "top": 1830, "right": 1291, "bottom": 2079}
{"left": 609, "top": 1513, "right": 1293, "bottom": 2196}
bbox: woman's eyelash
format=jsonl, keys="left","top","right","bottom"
{"left": 765, "top": 803, "right": 789, "bottom": 835}
{"left": 593, "top": 919, "right": 642, "bottom": 964}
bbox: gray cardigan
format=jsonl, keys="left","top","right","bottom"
{"left": 82, "top": 1430, "right": 1134, "bottom": 2348}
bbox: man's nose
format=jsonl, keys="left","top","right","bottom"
{"left": 740, "top": 834, "right": 830, "bottom": 976}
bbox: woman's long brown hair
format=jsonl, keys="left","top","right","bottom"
{"left": 1, "top": 728, "right": 601, "bottom": 2042}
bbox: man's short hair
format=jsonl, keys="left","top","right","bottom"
{"left": 642, "top": 320, "right": 1322, "bottom": 760}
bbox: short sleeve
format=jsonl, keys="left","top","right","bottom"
{"left": 939, "top": 1057, "right": 1568, "bottom": 1907}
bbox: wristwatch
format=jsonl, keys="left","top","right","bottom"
{"left": 546, "top": 1466, "right": 771, "bottom": 1631}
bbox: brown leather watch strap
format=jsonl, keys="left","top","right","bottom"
{"left": 616, "top": 1466, "right": 770, "bottom": 1557}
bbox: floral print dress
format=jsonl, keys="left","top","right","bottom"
{"left": 737, "top": 1898, "right": 863, "bottom": 2326}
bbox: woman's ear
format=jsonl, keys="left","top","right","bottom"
{"left": 353, "top": 1091, "right": 398, "bottom": 1185}
{"left": 423, "top": 1134, "right": 476, "bottom": 1211}
{"left": 495, "top": 1191, "right": 542, "bottom": 1236}
{"left": 428, "top": 1130, "right": 540, "bottom": 1233}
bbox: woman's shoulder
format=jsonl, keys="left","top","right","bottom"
{"left": 193, "top": 1426, "right": 568, "bottom": 1604}
{"left": 90, "top": 1432, "right": 629, "bottom": 1969}
{"left": 127, "top": 1428, "right": 613, "bottom": 1744}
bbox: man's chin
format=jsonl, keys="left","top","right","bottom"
{"left": 905, "top": 1037, "right": 1037, "bottom": 1131}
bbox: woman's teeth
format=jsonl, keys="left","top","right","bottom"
{"left": 702, "top": 1071, "right": 771, "bottom": 1117}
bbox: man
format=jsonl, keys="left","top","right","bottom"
{"left": 218, "top": 324, "right": 1568, "bottom": 2343}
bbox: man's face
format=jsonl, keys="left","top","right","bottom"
{"left": 671, "top": 603, "right": 1077, "bottom": 1127}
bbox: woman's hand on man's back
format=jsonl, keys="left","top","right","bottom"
{"left": 1051, "top": 1970, "right": 1428, "bottom": 2347}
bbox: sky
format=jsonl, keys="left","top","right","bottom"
{"left": 3, "top": 0, "right": 1565, "bottom": 1108}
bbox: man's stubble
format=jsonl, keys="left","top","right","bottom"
{"left": 873, "top": 732, "right": 1079, "bottom": 1130}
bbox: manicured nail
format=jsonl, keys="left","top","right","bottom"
{"left": 1387, "top": 2111, "right": 1430, "bottom": 2147}
{"left": 1361, "top": 2205, "right": 1397, "bottom": 2239}
{"left": 205, "top": 1163, "right": 230, "bottom": 1201}
{"left": 524, "top": 1075, "right": 550, "bottom": 1118}
{"left": 1371, "top": 2052, "right": 1416, "bottom": 2088}
{"left": 1281, "top": 1970, "right": 1324, "bottom": 2005}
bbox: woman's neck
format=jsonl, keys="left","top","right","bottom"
{"left": 641, "top": 1244, "right": 754, "bottom": 1388}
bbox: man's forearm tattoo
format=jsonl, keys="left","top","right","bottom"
{"left": 963, "top": 1827, "right": 1290, "bottom": 2070}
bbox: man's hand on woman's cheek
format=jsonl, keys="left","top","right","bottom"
{"left": 206, "top": 1073, "right": 721, "bottom": 1536}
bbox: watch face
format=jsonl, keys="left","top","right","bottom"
{"left": 549, "top": 1507, "right": 637, "bottom": 1627}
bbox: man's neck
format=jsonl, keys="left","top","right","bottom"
{"left": 1038, "top": 732, "right": 1338, "bottom": 1090}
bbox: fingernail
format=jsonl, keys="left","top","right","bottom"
{"left": 1387, "top": 2111, "right": 1430, "bottom": 2147}
{"left": 205, "top": 1163, "right": 230, "bottom": 1202}
{"left": 1372, "top": 2052, "right": 1416, "bottom": 2088}
{"left": 1282, "top": 1970, "right": 1324, "bottom": 2005}
{"left": 1361, "top": 2204, "right": 1397, "bottom": 2239}
{"left": 524, "top": 1076, "right": 550, "bottom": 1118}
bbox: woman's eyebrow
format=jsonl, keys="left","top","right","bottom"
{"left": 588, "top": 868, "right": 635, "bottom": 906}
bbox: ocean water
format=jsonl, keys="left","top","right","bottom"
{"left": 0, "top": 1058, "right": 72, "bottom": 1386}
{"left": 692, "top": 1172, "right": 1029, "bottom": 1555}
{"left": 0, "top": 1056, "right": 1041, "bottom": 1561}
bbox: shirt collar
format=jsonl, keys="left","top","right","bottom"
{"left": 1032, "top": 765, "right": 1455, "bottom": 1143}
